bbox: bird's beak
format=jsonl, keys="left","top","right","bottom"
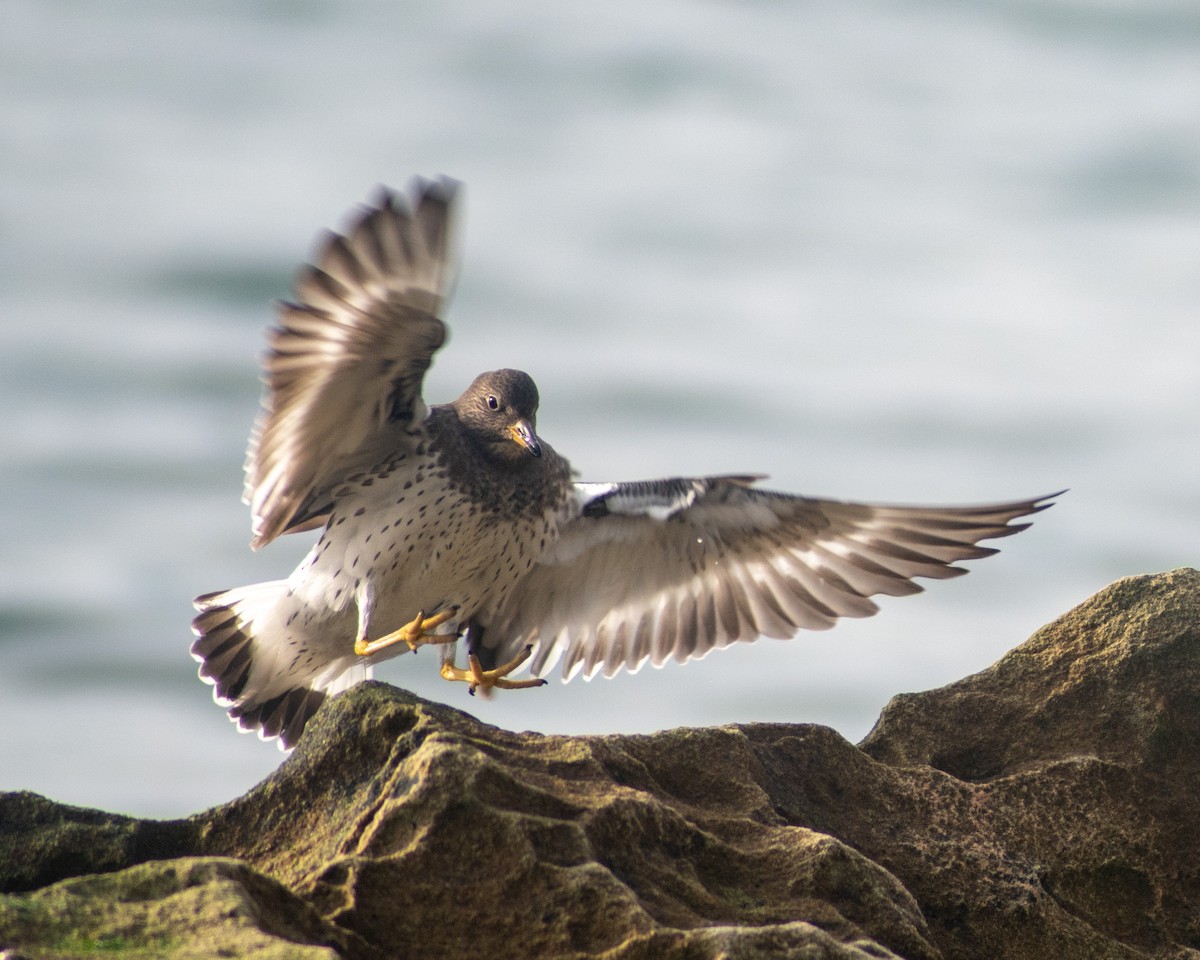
{"left": 509, "top": 419, "right": 542, "bottom": 457}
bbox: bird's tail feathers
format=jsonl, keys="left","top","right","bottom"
{"left": 191, "top": 580, "right": 367, "bottom": 750}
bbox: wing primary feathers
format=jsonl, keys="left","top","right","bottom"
{"left": 483, "top": 486, "right": 1062, "bottom": 681}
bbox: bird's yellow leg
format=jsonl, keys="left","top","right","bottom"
{"left": 354, "top": 607, "right": 459, "bottom": 657}
{"left": 440, "top": 644, "right": 548, "bottom": 697}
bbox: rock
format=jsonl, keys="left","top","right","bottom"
{"left": 861, "top": 566, "right": 1200, "bottom": 778}
{"left": 0, "top": 858, "right": 342, "bottom": 959}
{"left": 2, "top": 569, "right": 1199, "bottom": 960}
{"left": 859, "top": 567, "right": 1200, "bottom": 955}
{"left": 0, "top": 791, "right": 192, "bottom": 894}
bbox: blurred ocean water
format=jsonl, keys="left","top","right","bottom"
{"left": 1, "top": 0, "right": 1197, "bottom": 817}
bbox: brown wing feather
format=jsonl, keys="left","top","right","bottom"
{"left": 244, "top": 178, "right": 457, "bottom": 548}
{"left": 482, "top": 478, "right": 1060, "bottom": 680}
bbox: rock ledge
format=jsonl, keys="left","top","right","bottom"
{"left": 3, "top": 569, "right": 1199, "bottom": 960}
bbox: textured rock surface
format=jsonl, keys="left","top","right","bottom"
{"left": 3, "top": 569, "right": 1199, "bottom": 960}
{"left": 0, "top": 858, "right": 340, "bottom": 959}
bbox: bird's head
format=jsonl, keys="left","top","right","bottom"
{"left": 454, "top": 368, "right": 544, "bottom": 462}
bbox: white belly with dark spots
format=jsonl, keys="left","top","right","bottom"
{"left": 286, "top": 455, "right": 562, "bottom": 650}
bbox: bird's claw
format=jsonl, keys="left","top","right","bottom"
{"left": 440, "top": 644, "right": 547, "bottom": 696}
{"left": 354, "top": 607, "right": 460, "bottom": 657}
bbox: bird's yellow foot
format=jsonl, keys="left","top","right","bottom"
{"left": 354, "top": 607, "right": 460, "bottom": 657}
{"left": 440, "top": 644, "right": 548, "bottom": 697}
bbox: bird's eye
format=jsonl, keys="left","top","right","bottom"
{"left": 486, "top": 395, "right": 500, "bottom": 411}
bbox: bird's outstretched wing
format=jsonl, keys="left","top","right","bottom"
{"left": 482, "top": 477, "right": 1060, "bottom": 680}
{"left": 244, "top": 178, "right": 458, "bottom": 548}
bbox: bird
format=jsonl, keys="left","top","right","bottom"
{"left": 191, "top": 176, "right": 1059, "bottom": 750}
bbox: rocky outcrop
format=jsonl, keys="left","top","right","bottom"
{"left": 2, "top": 569, "right": 1199, "bottom": 960}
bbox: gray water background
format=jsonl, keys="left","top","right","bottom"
{"left": 2, "top": 0, "right": 1197, "bottom": 818}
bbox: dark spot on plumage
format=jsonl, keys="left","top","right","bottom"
{"left": 404, "top": 481, "right": 413, "bottom": 490}
{"left": 354, "top": 506, "right": 366, "bottom": 517}
{"left": 361, "top": 478, "right": 374, "bottom": 487}
{"left": 335, "top": 517, "right": 346, "bottom": 526}
{"left": 335, "top": 485, "right": 352, "bottom": 497}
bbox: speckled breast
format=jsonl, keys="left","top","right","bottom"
{"left": 290, "top": 445, "right": 568, "bottom": 641}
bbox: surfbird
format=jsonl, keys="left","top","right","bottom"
{"left": 191, "top": 177, "right": 1059, "bottom": 749}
